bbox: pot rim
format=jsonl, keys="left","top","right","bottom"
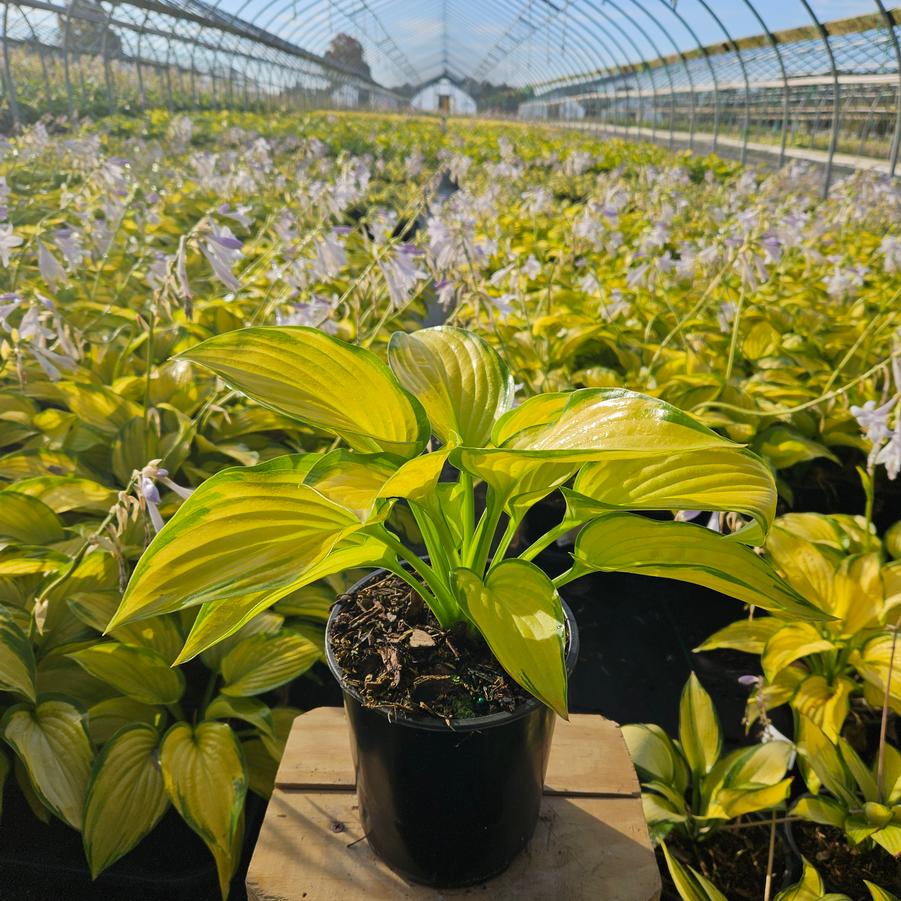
{"left": 324, "top": 565, "right": 580, "bottom": 733}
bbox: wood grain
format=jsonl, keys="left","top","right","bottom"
{"left": 247, "top": 792, "right": 660, "bottom": 901}
{"left": 251, "top": 707, "right": 660, "bottom": 901}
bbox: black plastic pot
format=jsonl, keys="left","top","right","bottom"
{"left": 325, "top": 569, "right": 580, "bottom": 887}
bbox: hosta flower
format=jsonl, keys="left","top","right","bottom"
{"left": 140, "top": 462, "right": 194, "bottom": 533}
{"left": 201, "top": 225, "right": 243, "bottom": 292}
{"left": 599, "top": 290, "right": 629, "bottom": 322}
{"left": 875, "top": 415, "right": 901, "bottom": 480}
{"left": 717, "top": 301, "right": 738, "bottom": 334}
{"left": 522, "top": 187, "right": 551, "bottom": 215}
{"left": 38, "top": 243, "right": 66, "bottom": 290}
{"left": 850, "top": 398, "right": 895, "bottom": 450}
{"left": 880, "top": 235, "right": 901, "bottom": 274}
{"left": 0, "top": 224, "right": 22, "bottom": 267}
{"left": 520, "top": 255, "right": 541, "bottom": 280}
{"left": 434, "top": 279, "right": 456, "bottom": 309}
{"left": 447, "top": 154, "right": 471, "bottom": 184}
{"left": 579, "top": 272, "right": 601, "bottom": 296}
{"left": 405, "top": 150, "right": 424, "bottom": 178}
{"left": 54, "top": 228, "right": 86, "bottom": 270}
{"left": 824, "top": 262, "right": 868, "bottom": 300}
{"left": 15, "top": 303, "right": 77, "bottom": 380}
{"left": 311, "top": 231, "right": 346, "bottom": 281}
{"left": 379, "top": 247, "right": 426, "bottom": 310}
{"left": 488, "top": 293, "right": 516, "bottom": 320}
{"left": 0, "top": 293, "right": 21, "bottom": 329}
{"left": 175, "top": 236, "right": 191, "bottom": 300}
{"left": 145, "top": 252, "right": 171, "bottom": 292}
{"left": 276, "top": 297, "right": 338, "bottom": 333}
{"left": 218, "top": 203, "right": 253, "bottom": 229}
{"left": 489, "top": 264, "right": 515, "bottom": 287}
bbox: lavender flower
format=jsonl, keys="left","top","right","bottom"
{"left": 0, "top": 225, "right": 22, "bottom": 267}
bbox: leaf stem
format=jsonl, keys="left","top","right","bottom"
{"left": 372, "top": 526, "right": 459, "bottom": 627}
{"left": 520, "top": 520, "right": 579, "bottom": 562}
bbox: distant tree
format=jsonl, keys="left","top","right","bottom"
{"left": 59, "top": 0, "right": 122, "bottom": 57}
{"left": 323, "top": 33, "right": 371, "bottom": 81}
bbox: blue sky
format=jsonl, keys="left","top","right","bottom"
{"left": 225, "top": 1, "right": 888, "bottom": 86}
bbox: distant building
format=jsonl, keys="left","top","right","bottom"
{"left": 411, "top": 77, "right": 477, "bottom": 115}
{"left": 519, "top": 97, "right": 586, "bottom": 120}
{"left": 331, "top": 83, "right": 359, "bottom": 108}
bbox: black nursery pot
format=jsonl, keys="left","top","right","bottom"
{"left": 324, "top": 569, "right": 580, "bottom": 887}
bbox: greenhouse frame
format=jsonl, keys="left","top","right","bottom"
{"left": 2, "top": 1, "right": 900, "bottom": 188}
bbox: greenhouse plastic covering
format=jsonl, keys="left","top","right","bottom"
{"left": 1, "top": 0, "right": 900, "bottom": 187}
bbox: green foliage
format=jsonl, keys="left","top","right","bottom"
{"left": 697, "top": 512, "right": 901, "bottom": 740}
{"left": 792, "top": 716, "right": 901, "bottom": 857}
{"left": 623, "top": 675, "right": 794, "bottom": 847}
{"left": 113, "top": 324, "right": 814, "bottom": 722}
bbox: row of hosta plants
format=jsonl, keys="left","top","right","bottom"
{"left": 628, "top": 506, "right": 901, "bottom": 900}
{"left": 0, "top": 109, "right": 898, "bottom": 898}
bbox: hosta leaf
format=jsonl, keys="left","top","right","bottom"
{"left": 765, "top": 527, "right": 836, "bottom": 612}
{"left": 454, "top": 451, "right": 576, "bottom": 523}
{"left": 387, "top": 326, "right": 514, "bottom": 446}
{"left": 181, "top": 326, "right": 429, "bottom": 458}
{"left": 86, "top": 697, "right": 163, "bottom": 746}
{"left": 220, "top": 632, "right": 319, "bottom": 697}
{"left": 865, "top": 880, "right": 901, "bottom": 901}
{"left": 724, "top": 740, "right": 793, "bottom": 788}
{"left": 205, "top": 695, "right": 274, "bottom": 737}
{"left": 493, "top": 388, "right": 739, "bottom": 460}
{"left": 69, "top": 643, "right": 185, "bottom": 706}
{"left": 83, "top": 724, "right": 168, "bottom": 877}
{"left": 679, "top": 674, "right": 721, "bottom": 778}
{"left": 111, "top": 615, "right": 185, "bottom": 665}
{"left": 107, "top": 455, "right": 363, "bottom": 629}
{"left": 0, "top": 491, "right": 65, "bottom": 544}
{"left": 754, "top": 425, "right": 838, "bottom": 470}
{"left": 762, "top": 623, "right": 835, "bottom": 681}
{"left": 1, "top": 697, "right": 93, "bottom": 829}
{"left": 871, "top": 824, "right": 901, "bottom": 856}
{"left": 695, "top": 617, "right": 782, "bottom": 655}
{"left": 160, "top": 721, "right": 247, "bottom": 900}
{"left": 175, "top": 533, "right": 392, "bottom": 663}
{"left": 717, "top": 778, "right": 792, "bottom": 817}
{"left": 571, "top": 447, "right": 776, "bottom": 533}
{"left": 774, "top": 858, "right": 826, "bottom": 901}
{"left": 56, "top": 382, "right": 142, "bottom": 434}
{"left": 791, "top": 795, "right": 846, "bottom": 828}
{"left": 660, "top": 842, "right": 728, "bottom": 901}
{"left": 242, "top": 738, "right": 277, "bottom": 798}
{"left": 0, "top": 545, "right": 69, "bottom": 576}
{"left": 0, "top": 605, "right": 36, "bottom": 701}
{"left": 258, "top": 706, "right": 300, "bottom": 760}
{"left": 453, "top": 560, "right": 567, "bottom": 717}
{"left": 794, "top": 675, "right": 855, "bottom": 742}
{"left": 303, "top": 450, "right": 397, "bottom": 519}
{"left": 795, "top": 716, "right": 858, "bottom": 806}
{"left": 622, "top": 722, "right": 689, "bottom": 793}
{"left": 571, "top": 514, "right": 825, "bottom": 620}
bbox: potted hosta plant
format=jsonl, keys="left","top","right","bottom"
{"left": 624, "top": 674, "right": 796, "bottom": 901}
{"left": 107, "top": 325, "right": 823, "bottom": 887}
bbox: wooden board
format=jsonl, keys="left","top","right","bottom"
{"left": 275, "top": 708, "right": 641, "bottom": 797}
{"left": 248, "top": 707, "right": 660, "bottom": 901}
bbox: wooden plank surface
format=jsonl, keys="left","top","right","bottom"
{"left": 275, "top": 708, "right": 641, "bottom": 797}
{"left": 247, "top": 790, "right": 661, "bottom": 901}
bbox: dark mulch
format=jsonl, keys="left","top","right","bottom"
{"left": 790, "top": 822, "right": 901, "bottom": 899}
{"left": 659, "top": 827, "right": 793, "bottom": 901}
{"left": 328, "top": 573, "right": 529, "bottom": 721}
